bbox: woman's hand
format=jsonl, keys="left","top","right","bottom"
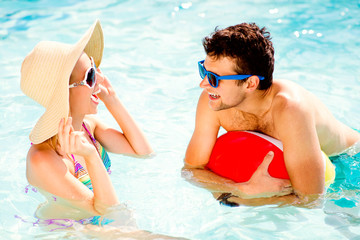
{"left": 57, "top": 117, "right": 120, "bottom": 209}
{"left": 58, "top": 117, "right": 97, "bottom": 158}
{"left": 96, "top": 68, "right": 116, "bottom": 102}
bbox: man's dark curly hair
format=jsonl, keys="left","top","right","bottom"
{"left": 202, "top": 23, "right": 274, "bottom": 90}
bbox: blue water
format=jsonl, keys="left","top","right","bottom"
{"left": 1, "top": 0, "right": 360, "bottom": 239}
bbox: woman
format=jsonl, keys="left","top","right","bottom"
{"left": 21, "top": 20, "right": 153, "bottom": 223}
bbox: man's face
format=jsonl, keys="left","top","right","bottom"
{"left": 199, "top": 55, "right": 247, "bottom": 111}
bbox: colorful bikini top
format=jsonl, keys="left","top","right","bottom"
{"left": 71, "top": 123, "right": 111, "bottom": 191}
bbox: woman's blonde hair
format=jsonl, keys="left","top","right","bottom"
{"left": 45, "top": 134, "right": 61, "bottom": 156}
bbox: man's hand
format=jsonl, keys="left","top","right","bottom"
{"left": 235, "top": 151, "right": 293, "bottom": 198}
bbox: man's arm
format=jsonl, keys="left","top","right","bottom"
{"left": 273, "top": 94, "right": 325, "bottom": 196}
{"left": 184, "top": 91, "right": 220, "bottom": 168}
{"left": 184, "top": 91, "right": 246, "bottom": 194}
{"left": 183, "top": 151, "right": 294, "bottom": 199}
{"left": 184, "top": 91, "right": 293, "bottom": 198}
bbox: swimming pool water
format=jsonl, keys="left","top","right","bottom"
{"left": 1, "top": 0, "right": 360, "bottom": 239}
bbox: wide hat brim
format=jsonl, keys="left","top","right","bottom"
{"left": 21, "top": 20, "right": 104, "bottom": 144}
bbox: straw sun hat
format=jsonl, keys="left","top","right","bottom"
{"left": 21, "top": 19, "right": 104, "bottom": 144}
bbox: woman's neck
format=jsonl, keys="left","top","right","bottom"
{"left": 70, "top": 114, "right": 85, "bottom": 131}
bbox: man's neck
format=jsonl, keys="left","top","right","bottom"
{"left": 234, "top": 87, "right": 274, "bottom": 117}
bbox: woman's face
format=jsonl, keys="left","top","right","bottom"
{"left": 69, "top": 53, "right": 102, "bottom": 117}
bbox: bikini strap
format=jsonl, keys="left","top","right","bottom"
{"left": 82, "top": 122, "right": 97, "bottom": 145}
{"left": 71, "top": 154, "right": 82, "bottom": 174}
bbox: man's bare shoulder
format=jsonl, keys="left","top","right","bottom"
{"left": 271, "top": 79, "right": 339, "bottom": 123}
{"left": 268, "top": 80, "right": 318, "bottom": 137}
{"left": 271, "top": 79, "right": 310, "bottom": 113}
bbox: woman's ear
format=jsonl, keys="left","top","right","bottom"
{"left": 245, "top": 76, "right": 260, "bottom": 92}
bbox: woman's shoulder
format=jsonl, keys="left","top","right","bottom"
{"left": 83, "top": 114, "right": 100, "bottom": 132}
{"left": 28, "top": 143, "right": 58, "bottom": 164}
{"left": 26, "top": 143, "right": 70, "bottom": 186}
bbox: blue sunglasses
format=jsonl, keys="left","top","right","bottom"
{"left": 198, "top": 60, "right": 265, "bottom": 88}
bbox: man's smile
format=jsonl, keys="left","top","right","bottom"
{"left": 208, "top": 92, "right": 220, "bottom": 100}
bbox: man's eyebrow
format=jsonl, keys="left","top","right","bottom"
{"left": 203, "top": 61, "right": 221, "bottom": 76}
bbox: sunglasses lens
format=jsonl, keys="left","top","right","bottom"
{"left": 208, "top": 73, "right": 217, "bottom": 87}
{"left": 86, "top": 68, "right": 96, "bottom": 87}
{"left": 198, "top": 62, "right": 206, "bottom": 79}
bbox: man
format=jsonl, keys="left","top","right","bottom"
{"left": 183, "top": 23, "right": 360, "bottom": 204}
